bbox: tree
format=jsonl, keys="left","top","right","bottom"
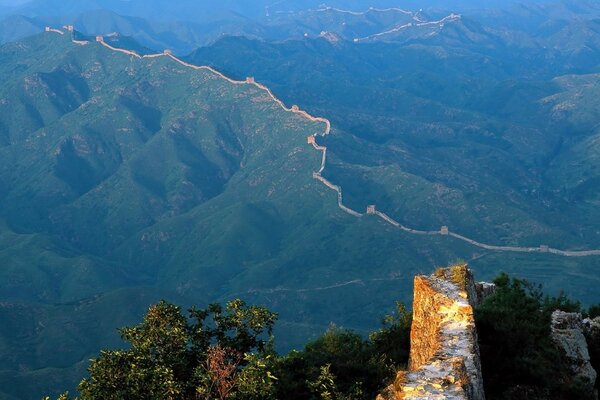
{"left": 369, "top": 301, "right": 412, "bottom": 368}
{"left": 273, "top": 314, "right": 407, "bottom": 400}
{"left": 196, "top": 345, "right": 242, "bottom": 400}
{"left": 74, "top": 299, "right": 277, "bottom": 400}
{"left": 587, "top": 304, "right": 600, "bottom": 319}
{"left": 307, "top": 364, "right": 364, "bottom": 400}
{"left": 475, "top": 273, "right": 592, "bottom": 399}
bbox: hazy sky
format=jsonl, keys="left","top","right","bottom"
{"left": 0, "top": 0, "right": 30, "bottom": 5}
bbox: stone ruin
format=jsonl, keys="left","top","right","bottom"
{"left": 378, "top": 265, "right": 488, "bottom": 400}
{"left": 377, "top": 265, "right": 598, "bottom": 399}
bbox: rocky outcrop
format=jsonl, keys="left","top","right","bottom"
{"left": 583, "top": 316, "right": 600, "bottom": 332}
{"left": 378, "top": 265, "right": 485, "bottom": 400}
{"left": 551, "top": 311, "right": 597, "bottom": 393}
{"left": 473, "top": 282, "right": 495, "bottom": 307}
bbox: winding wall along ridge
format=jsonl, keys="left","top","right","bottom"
{"left": 315, "top": 5, "right": 414, "bottom": 16}
{"left": 45, "top": 27, "right": 600, "bottom": 257}
{"left": 353, "top": 13, "right": 461, "bottom": 42}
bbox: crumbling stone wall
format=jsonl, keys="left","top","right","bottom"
{"left": 378, "top": 265, "right": 486, "bottom": 400}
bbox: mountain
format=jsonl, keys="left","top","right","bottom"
{"left": 0, "top": 10, "right": 253, "bottom": 53}
{"left": 0, "top": 7, "right": 468, "bottom": 53}
{"left": 0, "top": 14, "right": 40, "bottom": 43}
{"left": 3, "top": 1, "right": 598, "bottom": 55}
{"left": 1, "top": 3, "right": 600, "bottom": 398}
{"left": 188, "top": 31, "right": 600, "bottom": 298}
{"left": 0, "top": 29, "right": 478, "bottom": 399}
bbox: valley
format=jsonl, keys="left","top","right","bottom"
{"left": 0, "top": 1, "right": 600, "bottom": 399}
{"left": 82, "top": 25, "right": 600, "bottom": 258}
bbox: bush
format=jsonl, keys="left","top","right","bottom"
{"left": 475, "top": 273, "right": 593, "bottom": 399}
{"left": 369, "top": 301, "right": 412, "bottom": 368}
{"left": 75, "top": 299, "right": 278, "bottom": 400}
{"left": 274, "top": 302, "right": 411, "bottom": 400}
{"left": 587, "top": 304, "right": 600, "bottom": 319}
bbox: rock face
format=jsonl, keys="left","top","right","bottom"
{"left": 378, "top": 265, "right": 485, "bottom": 400}
{"left": 551, "top": 311, "right": 597, "bottom": 392}
{"left": 473, "top": 282, "right": 496, "bottom": 307}
{"left": 583, "top": 316, "right": 600, "bottom": 332}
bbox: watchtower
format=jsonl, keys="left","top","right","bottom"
{"left": 440, "top": 226, "right": 449, "bottom": 235}
{"left": 367, "top": 205, "right": 376, "bottom": 214}
{"left": 246, "top": 76, "right": 255, "bottom": 84}
{"left": 307, "top": 136, "right": 315, "bottom": 145}
{"left": 66, "top": 25, "right": 74, "bottom": 32}
{"left": 312, "top": 172, "right": 320, "bottom": 179}
{"left": 291, "top": 105, "right": 300, "bottom": 112}
{"left": 163, "top": 49, "right": 172, "bottom": 55}
{"left": 96, "top": 35, "right": 104, "bottom": 43}
{"left": 45, "top": 26, "right": 51, "bottom": 32}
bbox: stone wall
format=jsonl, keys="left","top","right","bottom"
{"left": 378, "top": 265, "right": 486, "bottom": 400}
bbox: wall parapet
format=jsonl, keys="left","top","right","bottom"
{"left": 378, "top": 265, "right": 485, "bottom": 400}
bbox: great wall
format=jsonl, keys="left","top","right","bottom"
{"left": 44, "top": 26, "right": 600, "bottom": 258}
{"left": 379, "top": 265, "right": 487, "bottom": 400}
{"left": 262, "top": 4, "right": 459, "bottom": 43}
{"left": 377, "top": 265, "right": 598, "bottom": 399}
{"left": 352, "top": 12, "right": 461, "bottom": 42}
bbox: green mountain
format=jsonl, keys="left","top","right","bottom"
{"left": 189, "top": 33, "right": 600, "bottom": 299}
{"left": 1, "top": 17, "right": 600, "bottom": 399}
{"left": 189, "top": 33, "right": 600, "bottom": 250}
{"left": 0, "top": 29, "right": 462, "bottom": 399}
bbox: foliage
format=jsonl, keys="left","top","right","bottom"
{"left": 307, "top": 364, "right": 364, "bottom": 400}
{"left": 475, "top": 273, "right": 593, "bottom": 399}
{"left": 5, "top": 20, "right": 600, "bottom": 399}
{"left": 273, "top": 304, "right": 410, "bottom": 400}
{"left": 369, "top": 301, "right": 412, "bottom": 368}
{"left": 188, "top": 299, "right": 277, "bottom": 355}
{"left": 43, "top": 281, "right": 600, "bottom": 400}
{"left": 72, "top": 300, "right": 277, "bottom": 400}
{"left": 46, "top": 298, "right": 410, "bottom": 400}
{"left": 196, "top": 345, "right": 242, "bottom": 400}
{"left": 273, "top": 327, "right": 383, "bottom": 400}
{"left": 233, "top": 352, "right": 278, "bottom": 400}
{"left": 587, "top": 304, "right": 600, "bottom": 319}
{"left": 43, "top": 394, "right": 72, "bottom": 400}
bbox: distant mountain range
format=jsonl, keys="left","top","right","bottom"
{"left": 0, "top": 29, "right": 457, "bottom": 400}
{"left": 0, "top": 7, "right": 466, "bottom": 53}
{"left": 1, "top": 1, "right": 600, "bottom": 399}
{"left": 1, "top": 0, "right": 600, "bottom": 54}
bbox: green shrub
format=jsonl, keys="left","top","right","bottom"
{"left": 476, "top": 273, "right": 592, "bottom": 399}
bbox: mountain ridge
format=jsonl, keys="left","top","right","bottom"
{"left": 67, "top": 25, "right": 600, "bottom": 257}
{"left": 2, "top": 23, "right": 600, "bottom": 399}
